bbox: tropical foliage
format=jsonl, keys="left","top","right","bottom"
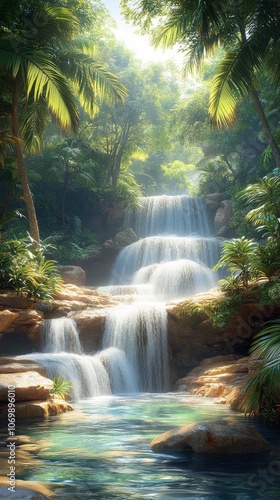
{"left": 0, "top": 237, "right": 61, "bottom": 301}
{"left": 50, "top": 376, "right": 73, "bottom": 400}
{"left": 242, "top": 321, "right": 280, "bottom": 424}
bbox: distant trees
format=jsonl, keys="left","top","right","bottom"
{"left": 121, "top": 0, "right": 280, "bottom": 168}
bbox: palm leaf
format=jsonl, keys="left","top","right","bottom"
{"left": 209, "top": 41, "right": 263, "bottom": 127}
{"left": 0, "top": 40, "right": 79, "bottom": 132}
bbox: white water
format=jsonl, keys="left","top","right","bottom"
{"left": 124, "top": 195, "right": 211, "bottom": 237}
{"left": 17, "top": 351, "right": 111, "bottom": 400}
{"left": 41, "top": 317, "right": 83, "bottom": 354}
{"left": 102, "top": 303, "right": 169, "bottom": 392}
{"left": 111, "top": 236, "right": 221, "bottom": 285}
{"left": 133, "top": 259, "right": 217, "bottom": 300}
{"left": 16, "top": 194, "right": 222, "bottom": 400}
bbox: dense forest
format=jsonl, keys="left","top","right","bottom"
{"left": 0, "top": 0, "right": 280, "bottom": 423}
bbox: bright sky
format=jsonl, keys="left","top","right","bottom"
{"left": 102, "top": 0, "right": 181, "bottom": 64}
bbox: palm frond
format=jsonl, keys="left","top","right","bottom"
{"left": 20, "top": 95, "right": 48, "bottom": 153}
{"left": 209, "top": 41, "right": 262, "bottom": 127}
{"left": 0, "top": 40, "right": 79, "bottom": 132}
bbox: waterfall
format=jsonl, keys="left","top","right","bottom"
{"left": 124, "top": 195, "right": 211, "bottom": 237}
{"left": 17, "top": 317, "right": 140, "bottom": 400}
{"left": 13, "top": 193, "right": 222, "bottom": 400}
{"left": 17, "top": 352, "right": 111, "bottom": 400}
{"left": 133, "top": 259, "right": 217, "bottom": 300}
{"left": 102, "top": 303, "right": 169, "bottom": 392}
{"left": 111, "top": 236, "right": 221, "bottom": 284}
{"left": 41, "top": 317, "right": 83, "bottom": 354}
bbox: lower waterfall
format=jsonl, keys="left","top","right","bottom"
{"left": 102, "top": 303, "right": 169, "bottom": 392}
{"left": 17, "top": 305, "right": 168, "bottom": 399}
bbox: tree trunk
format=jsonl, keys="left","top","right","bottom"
{"left": 239, "top": 25, "right": 280, "bottom": 169}
{"left": 61, "top": 168, "right": 70, "bottom": 231}
{"left": 249, "top": 87, "right": 280, "bottom": 168}
{"left": 11, "top": 78, "right": 40, "bottom": 246}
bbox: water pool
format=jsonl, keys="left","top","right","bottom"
{"left": 2, "top": 393, "right": 280, "bottom": 499}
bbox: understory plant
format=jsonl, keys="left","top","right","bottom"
{"left": 213, "top": 237, "right": 257, "bottom": 289}
{"left": 50, "top": 376, "right": 72, "bottom": 400}
{"left": 0, "top": 236, "right": 61, "bottom": 301}
{"left": 242, "top": 321, "right": 280, "bottom": 424}
{"left": 43, "top": 216, "right": 99, "bottom": 265}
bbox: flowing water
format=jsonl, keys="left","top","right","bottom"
{"left": 3, "top": 394, "right": 280, "bottom": 499}
{"left": 4, "top": 194, "right": 277, "bottom": 499}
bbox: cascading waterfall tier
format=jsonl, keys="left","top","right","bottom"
{"left": 124, "top": 195, "right": 211, "bottom": 237}
{"left": 18, "top": 318, "right": 140, "bottom": 400}
{"left": 111, "top": 236, "right": 221, "bottom": 285}
{"left": 133, "top": 259, "right": 217, "bottom": 300}
{"left": 102, "top": 303, "right": 169, "bottom": 392}
{"left": 41, "top": 317, "right": 83, "bottom": 354}
{"left": 17, "top": 351, "right": 111, "bottom": 400}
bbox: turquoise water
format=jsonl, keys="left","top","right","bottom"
{"left": 6, "top": 393, "right": 280, "bottom": 499}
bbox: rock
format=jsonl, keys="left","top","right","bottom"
{"left": 150, "top": 419, "right": 272, "bottom": 454}
{"left": 205, "top": 193, "right": 226, "bottom": 202}
{"left": 103, "top": 227, "right": 138, "bottom": 248}
{"left": 69, "top": 309, "right": 108, "bottom": 351}
{"left": 0, "top": 358, "right": 46, "bottom": 376}
{"left": 0, "top": 371, "right": 53, "bottom": 402}
{"left": 58, "top": 265, "right": 86, "bottom": 286}
{"left": 166, "top": 289, "right": 279, "bottom": 377}
{"left": 175, "top": 354, "right": 249, "bottom": 409}
{"left": 0, "top": 477, "right": 54, "bottom": 499}
{"left": 2, "top": 309, "right": 44, "bottom": 337}
{"left": 0, "top": 291, "right": 34, "bottom": 309}
{"left": 214, "top": 199, "right": 232, "bottom": 232}
{"left": 0, "top": 310, "right": 19, "bottom": 332}
{"left": 106, "top": 202, "right": 126, "bottom": 234}
{"left": 41, "top": 285, "right": 119, "bottom": 320}
{"left": 0, "top": 398, "right": 73, "bottom": 419}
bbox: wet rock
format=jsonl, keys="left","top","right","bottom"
{"left": 103, "top": 227, "right": 138, "bottom": 248}
{"left": 150, "top": 419, "right": 272, "bottom": 454}
{"left": 0, "top": 358, "right": 46, "bottom": 376}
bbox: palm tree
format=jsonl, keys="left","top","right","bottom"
{"left": 121, "top": 0, "right": 280, "bottom": 167}
{"left": 0, "top": 5, "right": 127, "bottom": 246}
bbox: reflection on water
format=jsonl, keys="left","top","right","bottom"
{"left": 1, "top": 393, "right": 280, "bottom": 499}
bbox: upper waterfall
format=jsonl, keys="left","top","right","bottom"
{"left": 124, "top": 195, "right": 211, "bottom": 237}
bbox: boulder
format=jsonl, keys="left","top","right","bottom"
{"left": 205, "top": 193, "right": 226, "bottom": 202}
{"left": 0, "top": 310, "right": 19, "bottom": 332}
{"left": 3, "top": 309, "right": 44, "bottom": 337}
{"left": 0, "top": 398, "right": 73, "bottom": 419}
{"left": 58, "top": 265, "right": 86, "bottom": 286}
{"left": 0, "top": 477, "right": 54, "bottom": 499}
{"left": 68, "top": 308, "right": 108, "bottom": 351}
{"left": 106, "top": 202, "right": 126, "bottom": 234}
{"left": 103, "top": 227, "right": 138, "bottom": 248}
{"left": 0, "top": 291, "right": 34, "bottom": 309}
{"left": 175, "top": 354, "right": 249, "bottom": 409}
{"left": 150, "top": 419, "right": 272, "bottom": 454}
{"left": 0, "top": 358, "right": 46, "bottom": 376}
{"left": 0, "top": 371, "right": 53, "bottom": 402}
{"left": 214, "top": 199, "right": 232, "bottom": 232}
